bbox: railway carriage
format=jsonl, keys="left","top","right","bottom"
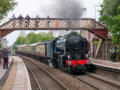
{"left": 35, "top": 42, "right": 46, "bottom": 57}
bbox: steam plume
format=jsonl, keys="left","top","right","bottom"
{"left": 48, "top": 0, "right": 83, "bottom": 18}
{"left": 54, "top": 0, "right": 82, "bottom": 18}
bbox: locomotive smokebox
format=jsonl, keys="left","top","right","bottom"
{"left": 66, "top": 32, "right": 87, "bottom": 53}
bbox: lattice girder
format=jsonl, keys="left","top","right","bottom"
{"left": 0, "top": 18, "right": 107, "bottom": 39}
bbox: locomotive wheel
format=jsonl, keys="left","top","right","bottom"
{"left": 58, "top": 55, "right": 66, "bottom": 72}
{"left": 59, "top": 60, "right": 61, "bottom": 70}
{"left": 67, "top": 66, "right": 72, "bottom": 73}
{"left": 80, "top": 66, "right": 86, "bottom": 74}
{"left": 58, "top": 56, "right": 62, "bottom": 71}
{"left": 59, "top": 62, "right": 63, "bottom": 71}
{"left": 61, "top": 64, "right": 64, "bottom": 71}
{"left": 58, "top": 60, "right": 64, "bottom": 71}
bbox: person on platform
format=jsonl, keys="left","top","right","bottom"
{"left": 110, "top": 47, "right": 116, "bottom": 62}
{"left": 2, "top": 47, "right": 10, "bottom": 69}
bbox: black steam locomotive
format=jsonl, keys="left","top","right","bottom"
{"left": 52, "top": 32, "right": 90, "bottom": 73}
{"left": 17, "top": 32, "right": 90, "bottom": 73}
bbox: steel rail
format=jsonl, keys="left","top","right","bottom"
{"left": 22, "top": 56, "right": 69, "bottom": 90}
{"left": 73, "top": 75, "right": 99, "bottom": 90}
{"left": 24, "top": 62, "right": 42, "bottom": 90}
{"left": 86, "top": 73, "right": 120, "bottom": 89}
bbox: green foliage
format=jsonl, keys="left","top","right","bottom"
{"left": 14, "top": 36, "right": 25, "bottom": 45}
{"left": 93, "top": 41, "right": 99, "bottom": 45}
{"left": 0, "top": 0, "right": 17, "bottom": 20}
{"left": 24, "top": 32, "right": 38, "bottom": 44}
{"left": 99, "top": 0, "right": 120, "bottom": 44}
{"left": 13, "top": 32, "right": 55, "bottom": 45}
{"left": 77, "top": 31, "right": 82, "bottom": 35}
{"left": 0, "top": 43, "right": 4, "bottom": 48}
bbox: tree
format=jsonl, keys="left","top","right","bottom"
{"left": 0, "top": 0, "right": 16, "bottom": 20}
{"left": 14, "top": 32, "right": 55, "bottom": 45}
{"left": 99, "top": 0, "right": 120, "bottom": 43}
{"left": 36, "top": 32, "right": 55, "bottom": 42}
{"left": 14, "top": 36, "right": 25, "bottom": 45}
{"left": 24, "top": 32, "right": 38, "bottom": 44}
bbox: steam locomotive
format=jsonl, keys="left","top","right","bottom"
{"left": 16, "top": 32, "right": 90, "bottom": 73}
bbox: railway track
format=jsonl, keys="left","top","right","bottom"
{"left": 20, "top": 55, "right": 97, "bottom": 90}
{"left": 74, "top": 72, "right": 120, "bottom": 90}
{"left": 25, "top": 64, "right": 42, "bottom": 90}
{"left": 94, "top": 65, "right": 120, "bottom": 81}
{"left": 72, "top": 63, "right": 120, "bottom": 90}
{"left": 20, "top": 55, "right": 120, "bottom": 90}
{"left": 23, "top": 57, "right": 69, "bottom": 90}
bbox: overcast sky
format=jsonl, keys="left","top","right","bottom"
{"left": 1, "top": 0, "right": 103, "bottom": 46}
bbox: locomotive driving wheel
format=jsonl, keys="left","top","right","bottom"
{"left": 58, "top": 55, "right": 64, "bottom": 71}
{"left": 81, "top": 66, "right": 86, "bottom": 74}
{"left": 67, "top": 66, "right": 72, "bottom": 73}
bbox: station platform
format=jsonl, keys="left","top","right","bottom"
{"left": 90, "top": 58, "right": 120, "bottom": 70}
{"left": 0, "top": 56, "right": 31, "bottom": 90}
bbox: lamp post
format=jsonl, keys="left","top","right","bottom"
{"left": 47, "top": 16, "right": 50, "bottom": 40}
{"left": 117, "top": 32, "right": 120, "bottom": 61}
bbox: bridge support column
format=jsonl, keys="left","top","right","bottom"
{"left": 102, "top": 42, "right": 105, "bottom": 59}
{"left": 95, "top": 39, "right": 102, "bottom": 58}
{"left": 105, "top": 38, "right": 108, "bottom": 60}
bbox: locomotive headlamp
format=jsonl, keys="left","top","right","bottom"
{"left": 68, "top": 61, "right": 72, "bottom": 65}
{"left": 68, "top": 55, "right": 71, "bottom": 59}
